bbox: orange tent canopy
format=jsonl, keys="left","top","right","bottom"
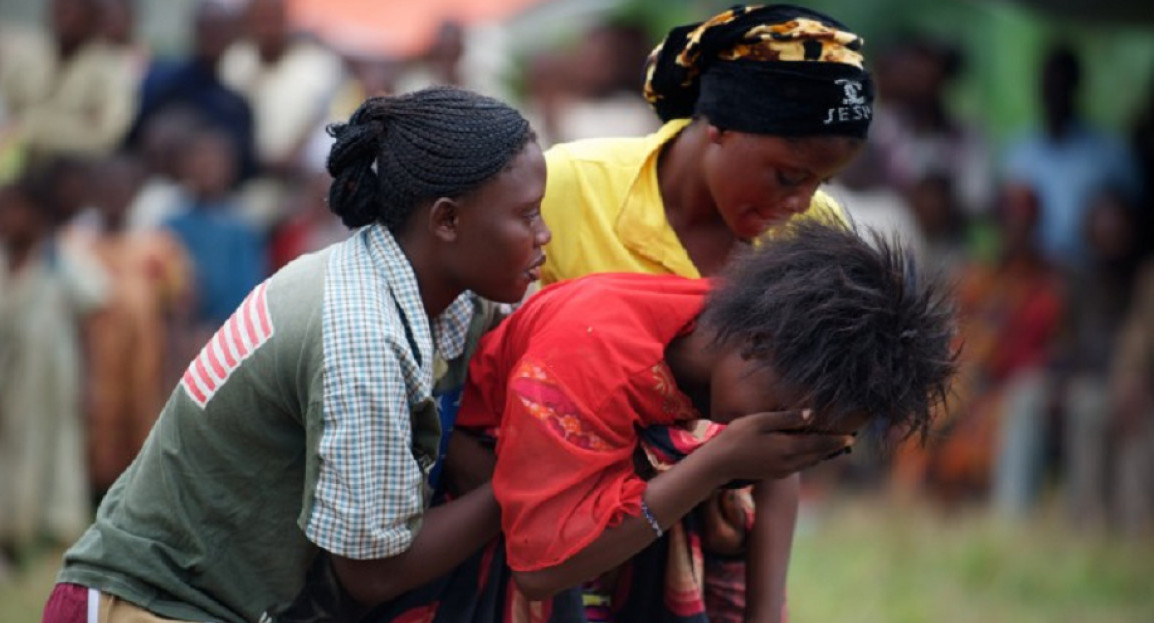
{"left": 287, "top": 0, "right": 544, "bottom": 57}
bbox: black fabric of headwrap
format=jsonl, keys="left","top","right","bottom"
{"left": 697, "top": 59, "right": 874, "bottom": 137}
{"left": 645, "top": 3, "right": 874, "bottom": 138}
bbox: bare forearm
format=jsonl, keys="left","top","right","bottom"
{"left": 442, "top": 429, "right": 497, "bottom": 496}
{"left": 745, "top": 475, "right": 800, "bottom": 623}
{"left": 331, "top": 482, "right": 501, "bottom": 605}
{"left": 512, "top": 409, "right": 851, "bottom": 602}
{"left": 514, "top": 446, "right": 726, "bottom": 599}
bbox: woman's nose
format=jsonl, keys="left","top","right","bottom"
{"left": 535, "top": 219, "right": 553, "bottom": 246}
{"left": 780, "top": 193, "right": 808, "bottom": 215}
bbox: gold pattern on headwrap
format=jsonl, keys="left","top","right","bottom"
{"left": 643, "top": 6, "right": 867, "bottom": 110}
{"left": 642, "top": 43, "right": 664, "bottom": 104}
{"left": 675, "top": 7, "right": 744, "bottom": 75}
{"left": 724, "top": 19, "right": 865, "bottom": 67}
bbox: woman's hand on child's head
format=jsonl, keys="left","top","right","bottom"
{"left": 706, "top": 409, "right": 853, "bottom": 483}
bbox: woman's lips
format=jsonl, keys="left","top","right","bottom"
{"left": 526, "top": 253, "right": 547, "bottom": 280}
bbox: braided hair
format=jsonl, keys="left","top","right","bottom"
{"left": 326, "top": 86, "right": 533, "bottom": 231}
{"left": 701, "top": 221, "right": 957, "bottom": 442}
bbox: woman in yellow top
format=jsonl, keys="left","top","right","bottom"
{"left": 537, "top": 5, "right": 876, "bottom": 622}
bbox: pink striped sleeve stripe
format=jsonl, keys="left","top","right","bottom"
{"left": 179, "top": 280, "right": 276, "bottom": 409}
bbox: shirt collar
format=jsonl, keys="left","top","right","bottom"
{"left": 614, "top": 118, "right": 701, "bottom": 278}
{"left": 366, "top": 225, "right": 435, "bottom": 370}
{"left": 433, "top": 293, "right": 474, "bottom": 361}
{"left": 366, "top": 224, "right": 473, "bottom": 364}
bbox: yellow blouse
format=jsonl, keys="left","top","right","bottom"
{"left": 539, "top": 119, "right": 848, "bottom": 284}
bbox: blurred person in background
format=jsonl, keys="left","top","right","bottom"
{"left": 298, "top": 52, "right": 403, "bottom": 174}
{"left": 1003, "top": 44, "right": 1141, "bottom": 269}
{"left": 125, "top": 107, "right": 201, "bottom": 231}
{"left": 532, "top": 19, "right": 660, "bottom": 145}
{"left": 268, "top": 170, "right": 347, "bottom": 272}
{"left": 824, "top": 151, "right": 927, "bottom": 268}
{"left": 396, "top": 20, "right": 468, "bottom": 92}
{"left": 527, "top": 5, "right": 875, "bottom": 622}
{"left": 897, "top": 181, "right": 1063, "bottom": 513}
{"left": 73, "top": 156, "right": 192, "bottom": 505}
{"left": 1110, "top": 254, "right": 1154, "bottom": 536}
{"left": 0, "top": 169, "right": 107, "bottom": 574}
{"left": 393, "top": 18, "right": 509, "bottom": 101}
{"left": 0, "top": 0, "right": 136, "bottom": 164}
{"left": 906, "top": 170, "right": 971, "bottom": 277}
{"left": 519, "top": 51, "right": 569, "bottom": 148}
{"left": 98, "top": 0, "right": 148, "bottom": 81}
{"left": 126, "top": 0, "right": 257, "bottom": 184}
{"left": 1128, "top": 74, "right": 1154, "bottom": 259}
{"left": 221, "top": 0, "right": 341, "bottom": 180}
{"left": 219, "top": 0, "right": 342, "bottom": 233}
{"left": 1053, "top": 190, "right": 1144, "bottom": 528}
{"left": 41, "top": 157, "right": 97, "bottom": 235}
{"left": 869, "top": 37, "right": 993, "bottom": 218}
{"left": 163, "top": 130, "right": 265, "bottom": 354}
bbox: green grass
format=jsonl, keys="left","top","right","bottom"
{"left": 788, "top": 495, "right": 1154, "bottom": 623}
{"left": 1, "top": 543, "right": 65, "bottom": 623}
{"left": 4, "top": 496, "right": 1152, "bottom": 622}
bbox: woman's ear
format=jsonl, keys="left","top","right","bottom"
{"left": 428, "top": 197, "right": 459, "bottom": 242}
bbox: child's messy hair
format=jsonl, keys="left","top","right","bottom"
{"left": 701, "top": 221, "right": 957, "bottom": 442}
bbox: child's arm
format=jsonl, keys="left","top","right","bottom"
{"left": 512, "top": 411, "right": 845, "bottom": 600}
{"left": 441, "top": 428, "right": 497, "bottom": 496}
{"left": 330, "top": 482, "right": 502, "bottom": 606}
{"left": 513, "top": 426, "right": 733, "bottom": 600}
{"left": 744, "top": 475, "right": 800, "bottom": 623}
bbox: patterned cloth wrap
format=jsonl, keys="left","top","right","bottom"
{"left": 643, "top": 3, "right": 873, "bottom": 139}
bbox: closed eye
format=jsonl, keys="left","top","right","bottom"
{"left": 776, "top": 169, "right": 810, "bottom": 186}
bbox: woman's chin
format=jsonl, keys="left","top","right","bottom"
{"left": 477, "top": 279, "right": 531, "bottom": 305}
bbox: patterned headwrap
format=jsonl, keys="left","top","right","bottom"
{"left": 644, "top": 4, "right": 874, "bottom": 138}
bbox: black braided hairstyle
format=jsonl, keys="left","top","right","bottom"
{"left": 325, "top": 86, "right": 533, "bottom": 232}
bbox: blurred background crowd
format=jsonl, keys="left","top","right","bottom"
{"left": 0, "top": 0, "right": 1153, "bottom": 618}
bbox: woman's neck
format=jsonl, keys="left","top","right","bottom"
{"left": 657, "top": 121, "right": 742, "bottom": 276}
{"left": 665, "top": 324, "right": 720, "bottom": 413}
{"left": 396, "top": 228, "right": 460, "bottom": 319}
{"left": 657, "top": 121, "right": 723, "bottom": 230}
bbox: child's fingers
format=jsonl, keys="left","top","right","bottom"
{"left": 737, "top": 408, "right": 814, "bottom": 432}
{"left": 786, "top": 433, "right": 854, "bottom": 468}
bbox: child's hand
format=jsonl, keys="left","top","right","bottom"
{"left": 701, "top": 488, "right": 752, "bottom": 556}
{"left": 705, "top": 410, "right": 852, "bottom": 483}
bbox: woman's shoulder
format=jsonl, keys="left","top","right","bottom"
{"left": 544, "top": 134, "right": 654, "bottom": 177}
{"left": 545, "top": 120, "right": 685, "bottom": 175}
{"left": 807, "top": 188, "right": 850, "bottom": 226}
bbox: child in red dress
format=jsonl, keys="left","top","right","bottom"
{"left": 447, "top": 221, "right": 957, "bottom": 622}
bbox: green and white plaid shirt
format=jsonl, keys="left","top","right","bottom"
{"left": 310, "top": 224, "right": 472, "bottom": 559}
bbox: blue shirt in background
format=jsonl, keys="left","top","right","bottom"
{"left": 165, "top": 201, "right": 266, "bottom": 327}
{"left": 1003, "top": 121, "right": 1141, "bottom": 267}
